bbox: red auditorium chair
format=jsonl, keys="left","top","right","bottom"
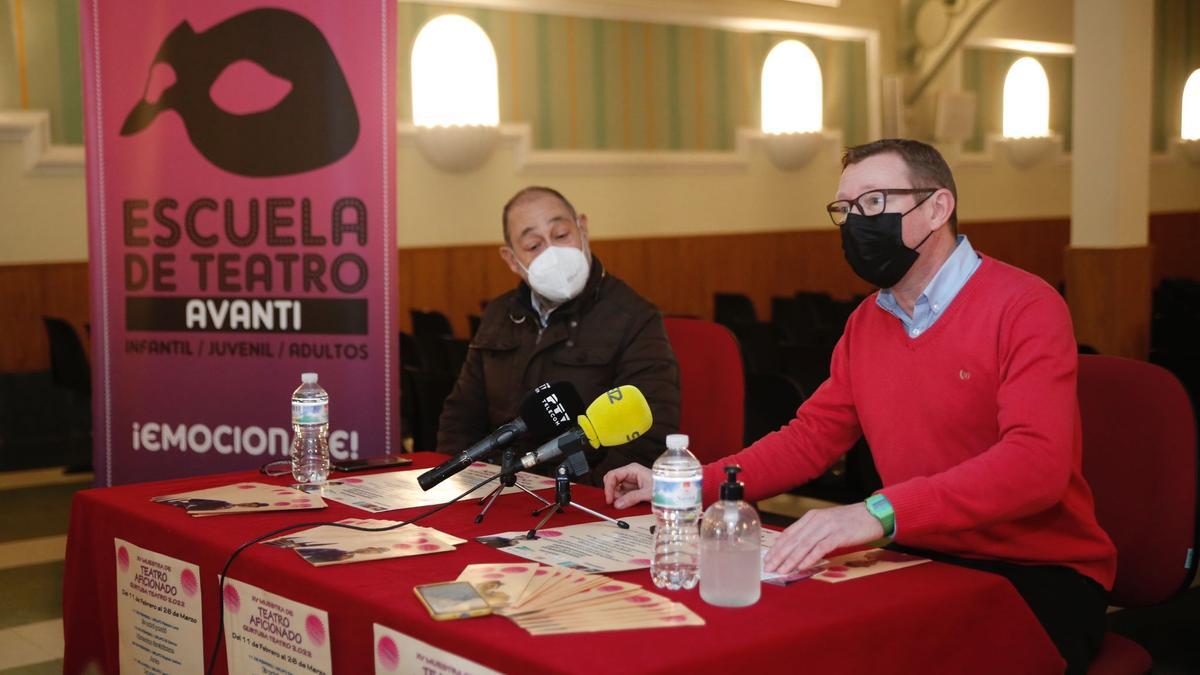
{"left": 1078, "top": 355, "right": 1198, "bottom": 675}
{"left": 663, "top": 317, "right": 745, "bottom": 464}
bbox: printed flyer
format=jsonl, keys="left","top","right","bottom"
{"left": 80, "top": 0, "right": 398, "bottom": 485}
{"left": 114, "top": 538, "right": 204, "bottom": 674}
{"left": 318, "top": 463, "right": 556, "bottom": 512}
{"left": 476, "top": 514, "right": 659, "bottom": 573}
{"left": 221, "top": 577, "right": 332, "bottom": 675}
{"left": 373, "top": 624, "right": 499, "bottom": 675}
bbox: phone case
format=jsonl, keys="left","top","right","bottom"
{"left": 413, "top": 582, "right": 493, "bottom": 621}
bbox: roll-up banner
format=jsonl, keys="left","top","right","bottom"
{"left": 80, "top": 1, "right": 398, "bottom": 485}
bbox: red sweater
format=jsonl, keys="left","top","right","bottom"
{"left": 703, "top": 256, "right": 1117, "bottom": 588}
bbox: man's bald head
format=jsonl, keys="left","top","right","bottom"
{"left": 501, "top": 186, "right": 577, "bottom": 246}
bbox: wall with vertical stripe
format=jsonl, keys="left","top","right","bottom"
{"left": 2, "top": 1, "right": 1197, "bottom": 152}
{"left": 395, "top": 3, "right": 870, "bottom": 150}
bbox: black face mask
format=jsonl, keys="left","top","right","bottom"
{"left": 840, "top": 198, "right": 936, "bottom": 289}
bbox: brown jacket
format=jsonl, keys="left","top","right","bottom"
{"left": 436, "top": 257, "right": 680, "bottom": 485}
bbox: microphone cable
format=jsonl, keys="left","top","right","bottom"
{"left": 204, "top": 472, "right": 501, "bottom": 675}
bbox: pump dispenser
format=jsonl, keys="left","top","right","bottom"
{"left": 719, "top": 465, "right": 745, "bottom": 501}
{"left": 699, "top": 465, "right": 761, "bottom": 607}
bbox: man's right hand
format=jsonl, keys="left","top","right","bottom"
{"left": 603, "top": 463, "right": 653, "bottom": 509}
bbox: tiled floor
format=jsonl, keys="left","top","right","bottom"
{"left": 0, "top": 467, "right": 90, "bottom": 673}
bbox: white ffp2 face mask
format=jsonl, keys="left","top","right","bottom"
{"left": 519, "top": 243, "right": 590, "bottom": 304}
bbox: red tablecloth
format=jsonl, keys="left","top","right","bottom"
{"left": 63, "top": 453, "right": 1064, "bottom": 674}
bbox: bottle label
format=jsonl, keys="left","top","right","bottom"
{"left": 653, "top": 475, "right": 701, "bottom": 510}
{"left": 292, "top": 401, "right": 328, "bottom": 425}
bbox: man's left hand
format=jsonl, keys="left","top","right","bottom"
{"left": 763, "top": 503, "right": 885, "bottom": 574}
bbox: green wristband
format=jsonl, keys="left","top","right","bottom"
{"left": 865, "top": 493, "right": 895, "bottom": 538}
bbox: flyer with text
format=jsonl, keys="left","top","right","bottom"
{"left": 221, "top": 577, "right": 332, "bottom": 675}
{"left": 318, "top": 463, "right": 556, "bottom": 512}
{"left": 115, "top": 538, "right": 204, "bottom": 674}
{"left": 373, "top": 624, "right": 499, "bottom": 675}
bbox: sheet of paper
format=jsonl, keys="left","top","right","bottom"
{"left": 477, "top": 518, "right": 811, "bottom": 581}
{"left": 264, "top": 519, "right": 464, "bottom": 548}
{"left": 455, "top": 563, "right": 539, "bottom": 609}
{"left": 506, "top": 569, "right": 608, "bottom": 613}
{"left": 115, "top": 539, "right": 204, "bottom": 674}
{"left": 810, "top": 548, "right": 930, "bottom": 583}
{"left": 153, "top": 482, "right": 325, "bottom": 515}
{"left": 476, "top": 513, "right": 658, "bottom": 574}
{"left": 757, "top": 527, "right": 831, "bottom": 583}
{"left": 502, "top": 578, "right": 644, "bottom": 617}
{"left": 518, "top": 601, "right": 705, "bottom": 635}
{"left": 373, "top": 624, "right": 500, "bottom": 675}
{"left": 264, "top": 518, "right": 460, "bottom": 566}
{"left": 294, "top": 537, "right": 454, "bottom": 566}
{"left": 318, "top": 463, "right": 556, "bottom": 512}
{"left": 465, "top": 562, "right": 706, "bottom": 636}
{"left": 221, "top": 577, "right": 332, "bottom": 675}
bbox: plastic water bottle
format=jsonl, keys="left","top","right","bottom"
{"left": 651, "top": 434, "right": 702, "bottom": 590}
{"left": 700, "top": 465, "right": 761, "bottom": 607}
{"left": 291, "top": 372, "right": 330, "bottom": 484}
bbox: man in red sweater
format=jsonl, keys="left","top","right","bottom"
{"left": 604, "top": 139, "right": 1116, "bottom": 674}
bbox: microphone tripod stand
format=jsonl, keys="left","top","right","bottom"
{"left": 474, "top": 450, "right": 553, "bottom": 524}
{"left": 527, "top": 451, "right": 629, "bottom": 539}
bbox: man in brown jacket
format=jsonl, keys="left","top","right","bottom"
{"left": 436, "top": 187, "right": 680, "bottom": 486}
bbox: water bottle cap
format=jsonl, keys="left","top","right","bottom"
{"left": 665, "top": 434, "right": 689, "bottom": 450}
{"left": 301, "top": 372, "right": 318, "bottom": 384}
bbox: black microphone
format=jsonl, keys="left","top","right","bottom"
{"left": 417, "top": 381, "right": 584, "bottom": 491}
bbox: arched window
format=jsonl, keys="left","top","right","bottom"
{"left": 411, "top": 15, "right": 499, "bottom": 127}
{"left": 761, "top": 40, "right": 823, "bottom": 134}
{"left": 1002, "top": 56, "right": 1050, "bottom": 138}
{"left": 1182, "top": 68, "right": 1200, "bottom": 141}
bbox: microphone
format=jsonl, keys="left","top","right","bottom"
{"left": 417, "top": 381, "right": 585, "bottom": 491}
{"left": 520, "top": 385, "right": 653, "bottom": 471}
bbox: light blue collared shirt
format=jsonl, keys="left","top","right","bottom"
{"left": 528, "top": 292, "right": 554, "bottom": 328}
{"left": 876, "top": 235, "right": 981, "bottom": 339}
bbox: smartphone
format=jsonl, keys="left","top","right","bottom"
{"left": 413, "top": 581, "right": 493, "bottom": 621}
{"left": 331, "top": 455, "right": 413, "bottom": 472}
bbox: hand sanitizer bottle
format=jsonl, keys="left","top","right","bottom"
{"left": 699, "top": 465, "right": 761, "bottom": 607}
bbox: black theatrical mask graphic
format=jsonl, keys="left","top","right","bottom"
{"left": 840, "top": 207, "right": 934, "bottom": 289}
{"left": 121, "top": 8, "right": 359, "bottom": 177}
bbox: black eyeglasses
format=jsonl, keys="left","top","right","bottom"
{"left": 826, "top": 188, "right": 937, "bottom": 226}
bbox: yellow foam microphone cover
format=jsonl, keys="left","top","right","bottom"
{"left": 576, "top": 385, "right": 653, "bottom": 448}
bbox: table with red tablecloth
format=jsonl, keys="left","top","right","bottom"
{"left": 63, "top": 452, "right": 1064, "bottom": 674}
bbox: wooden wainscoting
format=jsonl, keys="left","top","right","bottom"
{"left": 0, "top": 262, "right": 90, "bottom": 373}
{"left": 402, "top": 222, "right": 1076, "bottom": 337}
{"left": 1151, "top": 211, "right": 1200, "bottom": 283}
{"left": 397, "top": 244, "right": 517, "bottom": 337}
{"left": 959, "top": 218, "right": 1070, "bottom": 290}
{"left": 2, "top": 213, "right": 1197, "bottom": 372}
{"left": 399, "top": 229, "right": 876, "bottom": 337}
{"left": 1065, "top": 245, "right": 1154, "bottom": 359}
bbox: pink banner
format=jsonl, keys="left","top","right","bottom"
{"left": 80, "top": 1, "right": 397, "bottom": 485}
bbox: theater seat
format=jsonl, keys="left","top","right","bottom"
{"left": 663, "top": 317, "right": 744, "bottom": 465}
{"left": 1087, "top": 633, "right": 1153, "bottom": 675}
{"left": 1078, "top": 355, "right": 1198, "bottom": 675}
{"left": 43, "top": 316, "right": 91, "bottom": 397}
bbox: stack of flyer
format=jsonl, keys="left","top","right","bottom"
{"left": 264, "top": 518, "right": 466, "bottom": 566}
{"left": 152, "top": 482, "right": 326, "bottom": 515}
{"left": 456, "top": 562, "right": 704, "bottom": 635}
